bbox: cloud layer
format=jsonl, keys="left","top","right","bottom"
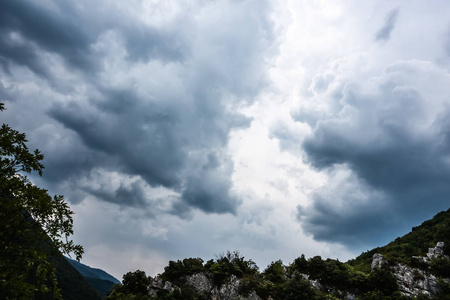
{"left": 297, "top": 59, "right": 450, "bottom": 246}
{"left": 3, "top": 0, "right": 450, "bottom": 278}
{"left": 0, "top": 0, "right": 276, "bottom": 216}
{"left": 267, "top": 1, "right": 450, "bottom": 248}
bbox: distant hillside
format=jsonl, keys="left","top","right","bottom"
{"left": 348, "top": 208, "right": 450, "bottom": 272}
{"left": 66, "top": 257, "right": 120, "bottom": 297}
{"left": 38, "top": 254, "right": 102, "bottom": 300}
{"left": 66, "top": 257, "right": 120, "bottom": 284}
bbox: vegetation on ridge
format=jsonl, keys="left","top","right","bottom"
{"left": 107, "top": 251, "right": 402, "bottom": 299}
{"left": 348, "top": 208, "right": 450, "bottom": 273}
{"left": 107, "top": 210, "right": 450, "bottom": 300}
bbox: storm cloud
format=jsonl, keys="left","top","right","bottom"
{"left": 297, "top": 60, "right": 450, "bottom": 246}
{"left": 3, "top": 0, "right": 450, "bottom": 279}
{"left": 0, "top": 0, "right": 276, "bottom": 215}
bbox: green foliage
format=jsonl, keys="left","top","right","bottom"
{"left": 358, "top": 290, "right": 409, "bottom": 300}
{"left": 436, "top": 278, "right": 450, "bottom": 299}
{"left": 346, "top": 265, "right": 371, "bottom": 294}
{"left": 348, "top": 208, "right": 450, "bottom": 272}
{"left": 306, "top": 256, "right": 326, "bottom": 280}
{"left": 292, "top": 254, "right": 308, "bottom": 272}
{"left": 205, "top": 259, "right": 231, "bottom": 285}
{"left": 106, "top": 270, "right": 152, "bottom": 299}
{"left": 0, "top": 103, "right": 83, "bottom": 299}
{"left": 430, "top": 258, "right": 450, "bottom": 278}
{"left": 263, "top": 260, "right": 285, "bottom": 284}
{"left": 239, "top": 273, "right": 264, "bottom": 297}
{"left": 123, "top": 270, "right": 151, "bottom": 295}
{"left": 360, "top": 290, "right": 386, "bottom": 299}
{"left": 112, "top": 209, "right": 450, "bottom": 299}
{"left": 48, "top": 255, "right": 101, "bottom": 300}
{"left": 160, "top": 257, "right": 204, "bottom": 285}
{"left": 287, "top": 253, "right": 403, "bottom": 298}
{"left": 319, "top": 259, "right": 349, "bottom": 288}
{"left": 276, "top": 271, "right": 320, "bottom": 300}
{"left": 368, "top": 268, "right": 398, "bottom": 296}
{"left": 204, "top": 251, "right": 258, "bottom": 286}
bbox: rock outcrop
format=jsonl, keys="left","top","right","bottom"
{"left": 371, "top": 242, "right": 449, "bottom": 298}
{"left": 147, "top": 242, "right": 449, "bottom": 299}
{"left": 413, "top": 241, "right": 450, "bottom": 263}
{"left": 185, "top": 273, "right": 213, "bottom": 294}
{"left": 427, "top": 241, "right": 447, "bottom": 260}
{"left": 371, "top": 253, "right": 388, "bottom": 270}
{"left": 390, "top": 263, "right": 439, "bottom": 298}
{"left": 147, "top": 277, "right": 176, "bottom": 297}
{"left": 208, "top": 275, "right": 261, "bottom": 300}
{"left": 147, "top": 273, "right": 262, "bottom": 300}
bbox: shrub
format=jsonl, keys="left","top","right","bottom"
{"left": 263, "top": 260, "right": 285, "bottom": 284}
{"left": 204, "top": 251, "right": 258, "bottom": 286}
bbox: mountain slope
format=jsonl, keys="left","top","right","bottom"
{"left": 66, "top": 257, "right": 120, "bottom": 297}
{"left": 348, "top": 208, "right": 450, "bottom": 272}
{"left": 66, "top": 257, "right": 120, "bottom": 284}
{"left": 38, "top": 254, "right": 102, "bottom": 300}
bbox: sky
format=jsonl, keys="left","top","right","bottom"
{"left": 2, "top": 0, "right": 450, "bottom": 280}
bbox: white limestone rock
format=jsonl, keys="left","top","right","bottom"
{"left": 148, "top": 277, "right": 176, "bottom": 296}
{"left": 371, "top": 242, "right": 449, "bottom": 298}
{"left": 149, "top": 273, "right": 263, "bottom": 300}
{"left": 391, "top": 263, "right": 439, "bottom": 298}
{"left": 209, "top": 275, "right": 263, "bottom": 300}
{"left": 427, "top": 241, "right": 449, "bottom": 260}
{"left": 371, "top": 253, "right": 388, "bottom": 270}
{"left": 185, "top": 273, "right": 213, "bottom": 294}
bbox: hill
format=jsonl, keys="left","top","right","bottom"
{"left": 106, "top": 209, "right": 450, "bottom": 299}
{"left": 66, "top": 257, "right": 120, "bottom": 297}
{"left": 35, "top": 254, "right": 102, "bottom": 300}
{"left": 348, "top": 208, "right": 450, "bottom": 273}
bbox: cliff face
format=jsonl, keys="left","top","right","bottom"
{"left": 371, "top": 242, "right": 449, "bottom": 298}
{"left": 148, "top": 273, "right": 262, "bottom": 300}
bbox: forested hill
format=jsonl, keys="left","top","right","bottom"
{"left": 66, "top": 257, "right": 120, "bottom": 297}
{"left": 348, "top": 208, "right": 450, "bottom": 272}
{"left": 105, "top": 209, "right": 450, "bottom": 299}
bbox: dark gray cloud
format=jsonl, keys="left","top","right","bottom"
{"left": 375, "top": 8, "right": 399, "bottom": 41}
{"left": 297, "top": 60, "right": 450, "bottom": 247}
{"left": 0, "top": 0, "right": 188, "bottom": 80}
{"left": 0, "top": 0, "right": 276, "bottom": 216}
{"left": 0, "top": 0, "right": 95, "bottom": 73}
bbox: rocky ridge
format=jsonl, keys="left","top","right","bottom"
{"left": 148, "top": 273, "right": 262, "bottom": 300}
{"left": 146, "top": 243, "right": 449, "bottom": 300}
{"left": 105, "top": 209, "right": 450, "bottom": 299}
{"left": 371, "top": 242, "right": 449, "bottom": 298}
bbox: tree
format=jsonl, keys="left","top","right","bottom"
{"left": 204, "top": 251, "right": 259, "bottom": 285}
{"left": 122, "top": 270, "right": 151, "bottom": 296}
{"left": 106, "top": 270, "right": 151, "bottom": 300}
{"left": 278, "top": 271, "right": 319, "bottom": 300}
{"left": 0, "top": 102, "right": 83, "bottom": 299}
{"left": 263, "top": 260, "right": 286, "bottom": 284}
